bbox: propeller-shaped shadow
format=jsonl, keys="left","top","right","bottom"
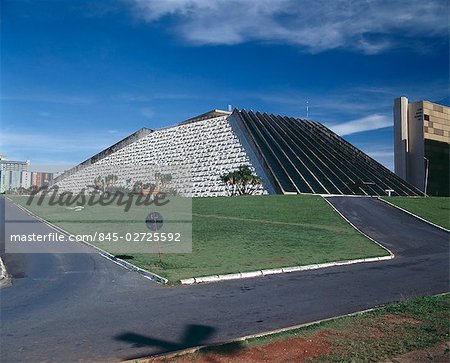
{"left": 115, "top": 324, "right": 245, "bottom": 360}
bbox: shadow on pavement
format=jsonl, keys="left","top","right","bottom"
{"left": 116, "top": 324, "right": 246, "bottom": 360}
{"left": 114, "top": 254, "right": 135, "bottom": 260}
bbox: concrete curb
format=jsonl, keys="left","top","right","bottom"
{"left": 378, "top": 197, "right": 450, "bottom": 233}
{"left": 179, "top": 255, "right": 393, "bottom": 285}
{"left": 6, "top": 198, "right": 168, "bottom": 284}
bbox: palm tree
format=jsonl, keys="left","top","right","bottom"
{"left": 220, "top": 172, "right": 235, "bottom": 196}
{"left": 132, "top": 181, "right": 143, "bottom": 194}
{"left": 220, "top": 165, "right": 262, "bottom": 196}
{"left": 93, "top": 176, "right": 105, "bottom": 193}
{"left": 105, "top": 174, "right": 118, "bottom": 188}
{"left": 155, "top": 173, "right": 172, "bottom": 191}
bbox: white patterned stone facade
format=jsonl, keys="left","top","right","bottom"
{"left": 55, "top": 115, "right": 267, "bottom": 197}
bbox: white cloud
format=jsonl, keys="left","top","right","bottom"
{"left": 328, "top": 114, "right": 391, "bottom": 136}
{"left": 115, "top": 92, "right": 201, "bottom": 102}
{"left": 140, "top": 107, "right": 155, "bottom": 118}
{"left": 1, "top": 94, "right": 96, "bottom": 105}
{"left": 0, "top": 129, "right": 125, "bottom": 153}
{"left": 127, "top": 0, "right": 447, "bottom": 53}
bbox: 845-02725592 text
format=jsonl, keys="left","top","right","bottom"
{"left": 9, "top": 232, "right": 183, "bottom": 243}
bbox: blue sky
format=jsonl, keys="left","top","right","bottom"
{"left": 1, "top": 0, "right": 448, "bottom": 172}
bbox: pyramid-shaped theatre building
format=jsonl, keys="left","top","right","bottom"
{"left": 54, "top": 109, "right": 422, "bottom": 197}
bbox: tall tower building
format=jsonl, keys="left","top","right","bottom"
{"left": 394, "top": 97, "right": 450, "bottom": 196}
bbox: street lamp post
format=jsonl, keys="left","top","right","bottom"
{"left": 424, "top": 157, "right": 429, "bottom": 197}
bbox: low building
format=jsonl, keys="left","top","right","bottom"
{"left": 0, "top": 160, "right": 29, "bottom": 193}
{"left": 394, "top": 97, "right": 450, "bottom": 196}
{"left": 0, "top": 160, "right": 54, "bottom": 193}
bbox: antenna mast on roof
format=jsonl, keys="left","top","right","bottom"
{"left": 306, "top": 100, "right": 309, "bottom": 119}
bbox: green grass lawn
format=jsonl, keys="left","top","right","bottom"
{"left": 9, "top": 194, "right": 388, "bottom": 283}
{"left": 382, "top": 196, "right": 450, "bottom": 230}
{"left": 154, "top": 294, "right": 449, "bottom": 362}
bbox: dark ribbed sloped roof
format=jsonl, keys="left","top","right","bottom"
{"left": 235, "top": 109, "right": 422, "bottom": 196}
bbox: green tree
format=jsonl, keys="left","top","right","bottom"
{"left": 155, "top": 172, "right": 173, "bottom": 191}
{"left": 105, "top": 174, "right": 118, "bottom": 189}
{"left": 220, "top": 165, "right": 262, "bottom": 196}
{"left": 93, "top": 176, "right": 105, "bottom": 193}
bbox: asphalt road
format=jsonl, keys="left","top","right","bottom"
{"left": 1, "top": 196, "right": 448, "bottom": 362}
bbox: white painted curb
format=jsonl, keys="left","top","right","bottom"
{"left": 261, "top": 268, "right": 283, "bottom": 275}
{"left": 194, "top": 275, "right": 221, "bottom": 283}
{"left": 180, "top": 255, "right": 393, "bottom": 285}
{"left": 6, "top": 198, "right": 168, "bottom": 284}
{"left": 218, "top": 273, "right": 241, "bottom": 280}
{"left": 180, "top": 196, "right": 395, "bottom": 285}
{"left": 240, "top": 271, "right": 263, "bottom": 279}
{"left": 179, "top": 278, "right": 195, "bottom": 284}
{"left": 378, "top": 197, "right": 450, "bottom": 233}
{"left": 281, "top": 266, "right": 304, "bottom": 273}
